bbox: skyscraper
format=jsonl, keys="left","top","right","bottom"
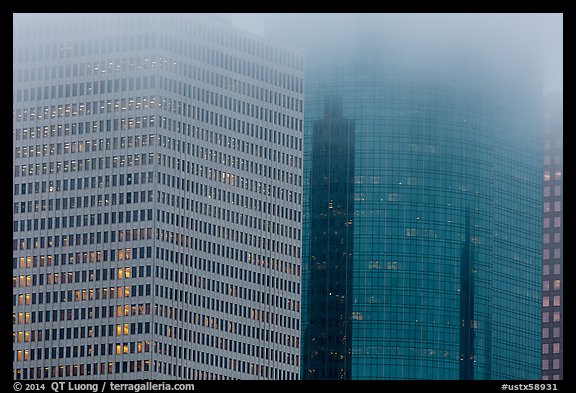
{"left": 268, "top": 14, "right": 543, "bottom": 380}
{"left": 541, "top": 93, "right": 563, "bottom": 380}
{"left": 13, "top": 13, "right": 303, "bottom": 380}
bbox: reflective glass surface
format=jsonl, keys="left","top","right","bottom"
{"left": 302, "top": 31, "right": 542, "bottom": 380}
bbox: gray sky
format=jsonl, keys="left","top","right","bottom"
{"left": 227, "top": 13, "right": 562, "bottom": 96}
{"left": 227, "top": 13, "right": 266, "bottom": 35}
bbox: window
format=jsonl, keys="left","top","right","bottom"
{"left": 553, "top": 279, "right": 561, "bottom": 290}
{"left": 554, "top": 186, "right": 561, "bottom": 196}
{"left": 553, "top": 263, "right": 561, "bottom": 275}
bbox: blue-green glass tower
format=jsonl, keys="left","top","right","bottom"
{"left": 270, "top": 14, "right": 542, "bottom": 380}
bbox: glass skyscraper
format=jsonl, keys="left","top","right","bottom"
{"left": 13, "top": 13, "right": 303, "bottom": 380}
{"left": 269, "top": 14, "right": 543, "bottom": 380}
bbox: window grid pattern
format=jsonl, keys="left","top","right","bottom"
{"left": 541, "top": 95, "right": 562, "bottom": 381}
{"left": 13, "top": 13, "right": 303, "bottom": 381}
{"left": 302, "top": 39, "right": 541, "bottom": 380}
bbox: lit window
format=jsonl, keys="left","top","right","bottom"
{"left": 553, "top": 296, "right": 560, "bottom": 306}
{"left": 543, "top": 297, "right": 549, "bottom": 307}
{"left": 553, "top": 279, "right": 561, "bottom": 290}
{"left": 405, "top": 228, "right": 416, "bottom": 237}
{"left": 553, "top": 343, "right": 560, "bottom": 354}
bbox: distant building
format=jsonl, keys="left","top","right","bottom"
{"left": 269, "top": 14, "right": 543, "bottom": 380}
{"left": 13, "top": 13, "right": 303, "bottom": 380}
{"left": 541, "top": 93, "right": 563, "bottom": 380}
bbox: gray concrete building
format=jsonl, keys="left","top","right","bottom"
{"left": 13, "top": 13, "right": 303, "bottom": 380}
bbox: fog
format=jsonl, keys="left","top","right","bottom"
{"left": 228, "top": 13, "right": 562, "bottom": 96}
{"left": 14, "top": 13, "right": 561, "bottom": 95}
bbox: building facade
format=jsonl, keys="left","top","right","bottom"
{"left": 13, "top": 13, "right": 303, "bottom": 380}
{"left": 541, "top": 93, "right": 563, "bottom": 380}
{"left": 267, "top": 14, "right": 543, "bottom": 380}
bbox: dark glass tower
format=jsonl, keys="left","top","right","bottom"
{"left": 304, "top": 96, "right": 355, "bottom": 379}
{"left": 270, "top": 14, "right": 543, "bottom": 380}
